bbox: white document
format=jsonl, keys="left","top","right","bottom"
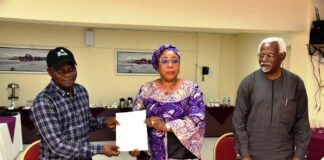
{"left": 116, "top": 110, "right": 148, "bottom": 151}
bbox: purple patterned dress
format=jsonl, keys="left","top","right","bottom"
{"left": 133, "top": 80, "right": 205, "bottom": 160}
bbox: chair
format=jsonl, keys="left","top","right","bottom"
{"left": 213, "top": 132, "right": 236, "bottom": 160}
{"left": 20, "top": 140, "right": 40, "bottom": 160}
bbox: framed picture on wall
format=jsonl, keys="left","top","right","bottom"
{"left": 0, "top": 46, "right": 50, "bottom": 73}
{"left": 115, "top": 50, "right": 157, "bottom": 75}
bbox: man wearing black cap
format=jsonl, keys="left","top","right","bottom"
{"left": 30, "top": 47, "right": 120, "bottom": 159}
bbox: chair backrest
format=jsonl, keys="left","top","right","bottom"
{"left": 20, "top": 140, "right": 40, "bottom": 160}
{"left": 213, "top": 132, "right": 236, "bottom": 160}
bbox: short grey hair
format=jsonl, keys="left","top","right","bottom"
{"left": 258, "top": 37, "right": 286, "bottom": 53}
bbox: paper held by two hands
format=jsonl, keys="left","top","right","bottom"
{"left": 116, "top": 110, "right": 149, "bottom": 151}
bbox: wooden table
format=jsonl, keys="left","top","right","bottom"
{"left": 0, "top": 106, "right": 234, "bottom": 144}
{"left": 205, "top": 106, "right": 234, "bottom": 137}
{"left": 0, "top": 107, "right": 132, "bottom": 144}
{"left": 307, "top": 130, "right": 324, "bottom": 160}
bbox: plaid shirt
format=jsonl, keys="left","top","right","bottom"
{"left": 30, "top": 81, "right": 106, "bottom": 160}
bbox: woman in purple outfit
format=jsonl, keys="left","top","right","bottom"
{"left": 130, "top": 44, "right": 205, "bottom": 160}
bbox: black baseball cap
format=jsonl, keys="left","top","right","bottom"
{"left": 46, "top": 47, "right": 77, "bottom": 69}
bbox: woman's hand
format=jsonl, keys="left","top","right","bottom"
{"left": 129, "top": 149, "right": 141, "bottom": 157}
{"left": 145, "top": 116, "right": 168, "bottom": 132}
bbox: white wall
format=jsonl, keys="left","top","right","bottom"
{"left": 219, "top": 35, "right": 237, "bottom": 103}
{"left": 196, "top": 33, "right": 222, "bottom": 103}
{"left": 0, "top": 22, "right": 238, "bottom": 107}
{"left": 0, "top": 0, "right": 309, "bottom": 32}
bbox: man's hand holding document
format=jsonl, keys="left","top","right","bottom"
{"left": 116, "top": 110, "right": 148, "bottom": 151}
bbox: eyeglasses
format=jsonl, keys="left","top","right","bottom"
{"left": 257, "top": 53, "right": 278, "bottom": 59}
{"left": 158, "top": 57, "right": 180, "bottom": 66}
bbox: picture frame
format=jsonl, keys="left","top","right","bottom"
{"left": 115, "top": 50, "right": 157, "bottom": 75}
{"left": 0, "top": 46, "right": 50, "bottom": 73}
